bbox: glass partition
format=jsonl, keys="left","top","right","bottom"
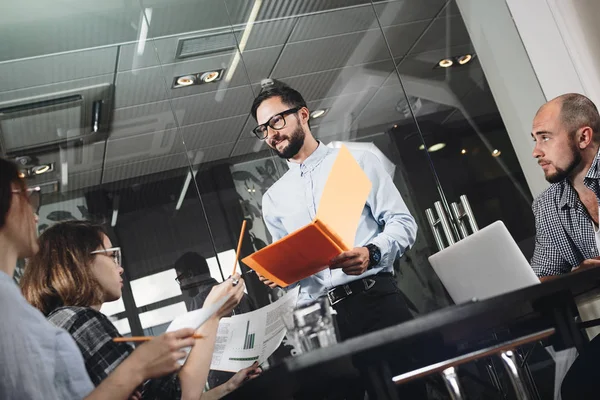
{"left": 3, "top": 2, "right": 546, "bottom": 391}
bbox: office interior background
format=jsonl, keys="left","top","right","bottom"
{"left": 3, "top": 0, "right": 600, "bottom": 397}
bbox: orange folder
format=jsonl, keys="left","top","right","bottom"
{"left": 242, "top": 145, "right": 372, "bottom": 287}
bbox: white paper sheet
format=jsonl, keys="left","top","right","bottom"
{"left": 166, "top": 295, "right": 229, "bottom": 365}
{"left": 210, "top": 287, "right": 300, "bottom": 372}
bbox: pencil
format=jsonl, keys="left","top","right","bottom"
{"left": 113, "top": 334, "right": 204, "bottom": 343}
{"left": 232, "top": 220, "right": 247, "bottom": 277}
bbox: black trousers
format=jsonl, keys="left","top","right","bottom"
{"left": 561, "top": 333, "right": 600, "bottom": 399}
{"left": 331, "top": 273, "right": 428, "bottom": 400}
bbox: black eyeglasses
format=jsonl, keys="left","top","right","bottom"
{"left": 175, "top": 272, "right": 188, "bottom": 285}
{"left": 252, "top": 107, "right": 301, "bottom": 140}
{"left": 12, "top": 186, "right": 41, "bottom": 214}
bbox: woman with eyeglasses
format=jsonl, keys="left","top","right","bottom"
{"left": 21, "top": 219, "right": 256, "bottom": 400}
{"left": 0, "top": 157, "right": 208, "bottom": 400}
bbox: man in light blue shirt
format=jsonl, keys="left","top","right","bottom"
{"left": 249, "top": 83, "right": 424, "bottom": 399}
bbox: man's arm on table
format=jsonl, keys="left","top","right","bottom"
{"left": 330, "top": 151, "right": 417, "bottom": 274}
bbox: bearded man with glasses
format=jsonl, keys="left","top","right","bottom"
{"left": 249, "top": 82, "right": 425, "bottom": 399}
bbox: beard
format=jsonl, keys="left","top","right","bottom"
{"left": 272, "top": 124, "right": 305, "bottom": 159}
{"left": 544, "top": 143, "right": 582, "bottom": 184}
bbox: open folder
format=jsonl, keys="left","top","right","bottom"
{"left": 242, "top": 145, "right": 372, "bottom": 287}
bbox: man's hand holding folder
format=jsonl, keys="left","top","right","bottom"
{"left": 244, "top": 146, "right": 372, "bottom": 288}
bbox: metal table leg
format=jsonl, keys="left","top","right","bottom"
{"left": 441, "top": 367, "right": 466, "bottom": 400}
{"left": 499, "top": 350, "right": 530, "bottom": 400}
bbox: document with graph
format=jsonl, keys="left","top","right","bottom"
{"left": 210, "top": 286, "right": 300, "bottom": 372}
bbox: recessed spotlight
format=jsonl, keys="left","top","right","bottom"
{"left": 18, "top": 171, "right": 26, "bottom": 178}
{"left": 32, "top": 165, "right": 51, "bottom": 175}
{"left": 492, "top": 149, "right": 502, "bottom": 157}
{"left": 310, "top": 109, "right": 327, "bottom": 119}
{"left": 461, "top": 149, "right": 467, "bottom": 155}
{"left": 200, "top": 71, "right": 221, "bottom": 83}
{"left": 428, "top": 143, "right": 446, "bottom": 152}
{"left": 438, "top": 59, "right": 453, "bottom": 68}
{"left": 418, "top": 144, "right": 425, "bottom": 151}
{"left": 393, "top": 124, "right": 398, "bottom": 129}
{"left": 458, "top": 54, "right": 473, "bottom": 65}
{"left": 176, "top": 75, "right": 196, "bottom": 87}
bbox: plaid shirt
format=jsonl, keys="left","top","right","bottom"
{"left": 531, "top": 151, "right": 600, "bottom": 276}
{"left": 47, "top": 306, "right": 181, "bottom": 400}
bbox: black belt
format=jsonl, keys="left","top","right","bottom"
{"left": 327, "top": 272, "right": 393, "bottom": 306}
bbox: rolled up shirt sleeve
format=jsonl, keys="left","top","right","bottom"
{"left": 360, "top": 151, "right": 417, "bottom": 267}
{"left": 531, "top": 197, "right": 572, "bottom": 276}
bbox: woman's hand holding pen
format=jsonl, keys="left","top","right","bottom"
{"left": 204, "top": 273, "right": 245, "bottom": 318}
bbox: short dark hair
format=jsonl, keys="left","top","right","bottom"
{"left": 250, "top": 82, "right": 307, "bottom": 121}
{"left": 174, "top": 252, "right": 210, "bottom": 278}
{"left": 0, "top": 157, "right": 25, "bottom": 229}
{"left": 557, "top": 93, "right": 600, "bottom": 141}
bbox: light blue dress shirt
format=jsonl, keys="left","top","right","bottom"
{"left": 262, "top": 143, "right": 417, "bottom": 304}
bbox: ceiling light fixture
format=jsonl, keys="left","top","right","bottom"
{"left": 428, "top": 143, "right": 446, "bottom": 152}
{"left": 461, "top": 149, "right": 467, "bottom": 155}
{"left": 435, "top": 54, "right": 476, "bottom": 69}
{"left": 458, "top": 54, "right": 473, "bottom": 65}
{"left": 175, "top": 75, "right": 196, "bottom": 87}
{"left": 438, "top": 59, "right": 453, "bottom": 68}
{"left": 492, "top": 149, "right": 502, "bottom": 157}
{"left": 418, "top": 144, "right": 425, "bottom": 151}
{"left": 310, "top": 109, "right": 327, "bottom": 119}
{"left": 32, "top": 164, "right": 52, "bottom": 175}
{"left": 173, "top": 69, "right": 225, "bottom": 89}
{"left": 200, "top": 71, "right": 221, "bottom": 83}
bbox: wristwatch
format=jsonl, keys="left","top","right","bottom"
{"left": 365, "top": 244, "right": 381, "bottom": 269}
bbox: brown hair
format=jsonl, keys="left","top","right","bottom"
{"left": 0, "top": 157, "right": 25, "bottom": 229}
{"left": 21, "top": 220, "right": 107, "bottom": 316}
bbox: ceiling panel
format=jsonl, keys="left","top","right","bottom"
{"left": 272, "top": 21, "right": 427, "bottom": 78}
{"left": 408, "top": 14, "right": 471, "bottom": 55}
{"left": 307, "top": 87, "right": 379, "bottom": 123}
{"left": 290, "top": 0, "right": 444, "bottom": 42}
{"left": 289, "top": 5, "right": 382, "bottom": 42}
{"left": 118, "top": 19, "right": 293, "bottom": 72}
{"left": 104, "top": 129, "right": 186, "bottom": 168}
{"left": 145, "top": 0, "right": 231, "bottom": 39}
{"left": 230, "top": 136, "right": 268, "bottom": 158}
{"left": 224, "top": 0, "right": 378, "bottom": 25}
{"left": 111, "top": 102, "right": 178, "bottom": 139}
{"left": 169, "top": 85, "right": 255, "bottom": 127}
{"left": 233, "top": 19, "right": 297, "bottom": 52}
{"left": 180, "top": 115, "right": 248, "bottom": 150}
{"left": 102, "top": 152, "right": 189, "bottom": 183}
{"left": 191, "top": 141, "right": 239, "bottom": 165}
{"left": 356, "top": 84, "right": 455, "bottom": 131}
{"left": 0, "top": 5, "right": 139, "bottom": 61}
{"left": 280, "top": 60, "right": 393, "bottom": 102}
{"left": 387, "top": 44, "right": 477, "bottom": 84}
{"left": 373, "top": 0, "right": 448, "bottom": 26}
{"left": 0, "top": 47, "right": 117, "bottom": 93}
{"left": 114, "top": 45, "right": 281, "bottom": 108}
{"left": 65, "top": 142, "right": 107, "bottom": 173}
{"left": 68, "top": 169, "right": 103, "bottom": 191}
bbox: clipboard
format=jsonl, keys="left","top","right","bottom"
{"left": 242, "top": 145, "right": 372, "bottom": 287}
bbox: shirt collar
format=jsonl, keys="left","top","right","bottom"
{"left": 559, "top": 148, "right": 600, "bottom": 208}
{"left": 287, "top": 142, "right": 330, "bottom": 174}
{"left": 585, "top": 148, "right": 600, "bottom": 180}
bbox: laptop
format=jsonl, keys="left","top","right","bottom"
{"left": 428, "top": 221, "right": 540, "bottom": 304}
